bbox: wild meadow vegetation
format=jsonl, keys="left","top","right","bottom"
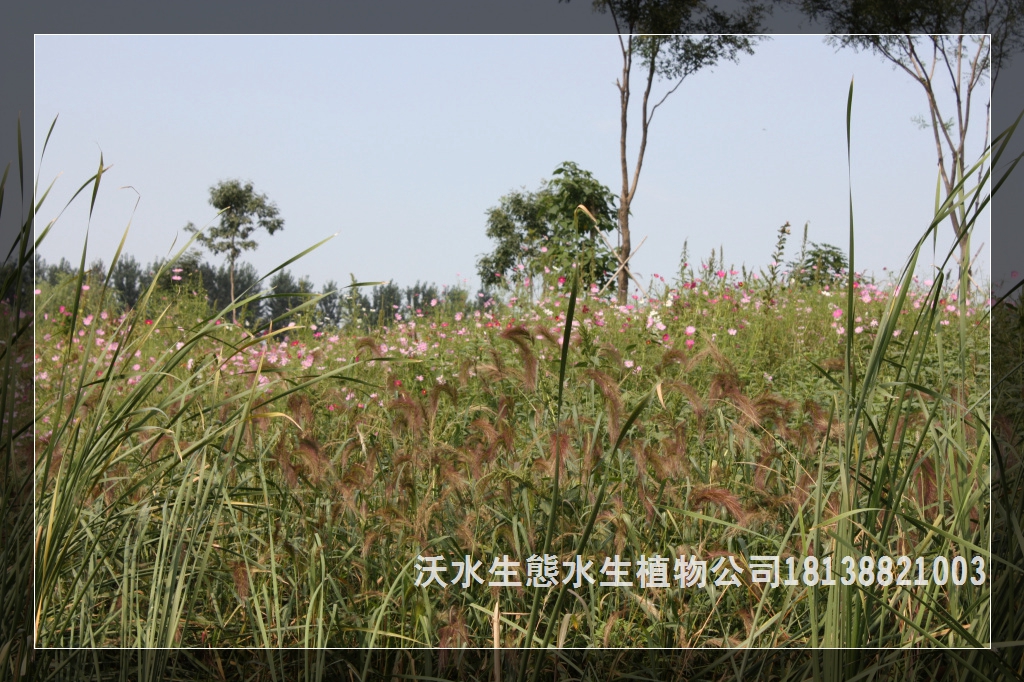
{"left": 1, "top": 92, "right": 1021, "bottom": 680}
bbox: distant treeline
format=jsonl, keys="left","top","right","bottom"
{"left": 34, "top": 251, "right": 495, "bottom": 331}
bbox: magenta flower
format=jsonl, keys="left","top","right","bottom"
{"left": 832, "top": 309, "right": 843, "bottom": 320}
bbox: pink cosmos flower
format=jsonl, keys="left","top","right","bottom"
{"left": 832, "top": 309, "right": 843, "bottom": 320}
{"left": 685, "top": 326, "right": 696, "bottom": 335}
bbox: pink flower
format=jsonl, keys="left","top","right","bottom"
{"left": 685, "top": 339, "right": 695, "bottom": 349}
{"left": 431, "top": 299, "right": 438, "bottom": 307}
{"left": 728, "top": 328, "right": 737, "bottom": 336}
{"left": 832, "top": 309, "right": 843, "bottom": 320}
{"left": 685, "top": 326, "right": 696, "bottom": 335}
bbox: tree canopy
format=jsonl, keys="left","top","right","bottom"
{"left": 565, "top": 0, "right": 766, "bottom": 303}
{"left": 477, "top": 161, "right": 619, "bottom": 293}
{"left": 185, "top": 179, "right": 284, "bottom": 321}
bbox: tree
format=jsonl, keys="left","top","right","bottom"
{"left": 185, "top": 179, "right": 284, "bottom": 322}
{"left": 477, "top": 161, "right": 619, "bottom": 294}
{"left": 565, "top": 0, "right": 766, "bottom": 304}
{"left": 786, "top": 0, "right": 1023, "bottom": 277}
{"left": 789, "top": 242, "right": 847, "bottom": 287}
{"left": 405, "top": 281, "right": 440, "bottom": 312}
{"left": 109, "top": 254, "right": 142, "bottom": 309}
{"left": 265, "top": 269, "right": 313, "bottom": 327}
{"left": 198, "top": 260, "right": 262, "bottom": 323}
{"left": 317, "top": 280, "right": 342, "bottom": 328}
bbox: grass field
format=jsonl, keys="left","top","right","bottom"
{"left": 32, "top": 251, "right": 991, "bottom": 650}
{"left": 1, "top": 95, "right": 1021, "bottom": 680}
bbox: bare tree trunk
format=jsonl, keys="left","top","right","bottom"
{"left": 229, "top": 257, "right": 236, "bottom": 324}
{"left": 616, "top": 37, "right": 661, "bottom": 305}
{"left": 616, "top": 35, "right": 633, "bottom": 305}
{"left": 904, "top": 35, "right": 988, "bottom": 279}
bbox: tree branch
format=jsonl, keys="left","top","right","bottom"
{"left": 626, "top": 46, "right": 659, "bottom": 207}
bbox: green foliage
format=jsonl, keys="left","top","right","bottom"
{"left": 184, "top": 179, "right": 284, "bottom": 316}
{"left": 35, "top": 255, "right": 75, "bottom": 286}
{"left": 404, "top": 280, "right": 439, "bottom": 312}
{"left": 197, "top": 259, "right": 262, "bottom": 324}
{"left": 789, "top": 241, "right": 848, "bottom": 287}
{"left": 185, "top": 179, "right": 284, "bottom": 265}
{"left": 760, "top": 221, "right": 791, "bottom": 304}
{"left": 265, "top": 268, "right": 314, "bottom": 327}
{"left": 109, "top": 254, "right": 142, "bottom": 309}
{"left": 477, "top": 161, "right": 618, "bottom": 292}
{"left": 317, "top": 279, "right": 342, "bottom": 328}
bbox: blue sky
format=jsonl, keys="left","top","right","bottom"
{"left": 34, "top": 35, "right": 991, "bottom": 295}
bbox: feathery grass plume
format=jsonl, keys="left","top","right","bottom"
{"left": 532, "top": 323, "right": 561, "bottom": 349}
{"left": 353, "top": 335, "right": 379, "bottom": 357}
{"left": 655, "top": 346, "right": 692, "bottom": 375}
{"left": 500, "top": 325, "right": 538, "bottom": 390}
{"left": 274, "top": 435, "right": 299, "bottom": 489}
{"left": 649, "top": 422, "right": 689, "bottom": 482}
{"left": 429, "top": 380, "right": 458, "bottom": 418}
{"left": 287, "top": 393, "right": 314, "bottom": 435}
{"left": 437, "top": 607, "right": 471, "bottom": 662}
{"left": 631, "top": 444, "right": 657, "bottom": 523}
{"left": 690, "top": 485, "right": 746, "bottom": 524}
{"left": 534, "top": 429, "right": 571, "bottom": 480}
{"left": 724, "top": 386, "right": 760, "bottom": 430}
{"left": 389, "top": 394, "right": 425, "bottom": 437}
{"left": 753, "top": 436, "right": 779, "bottom": 491}
{"left": 708, "top": 370, "right": 742, "bottom": 404}
{"left": 231, "top": 562, "right": 251, "bottom": 602}
{"left": 597, "top": 341, "right": 622, "bottom": 369}
{"left": 584, "top": 369, "right": 622, "bottom": 436}
{"left": 753, "top": 392, "right": 796, "bottom": 436}
{"left": 296, "top": 436, "right": 331, "bottom": 485}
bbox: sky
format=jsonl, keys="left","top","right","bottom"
{"left": 34, "top": 34, "right": 993, "bottom": 297}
